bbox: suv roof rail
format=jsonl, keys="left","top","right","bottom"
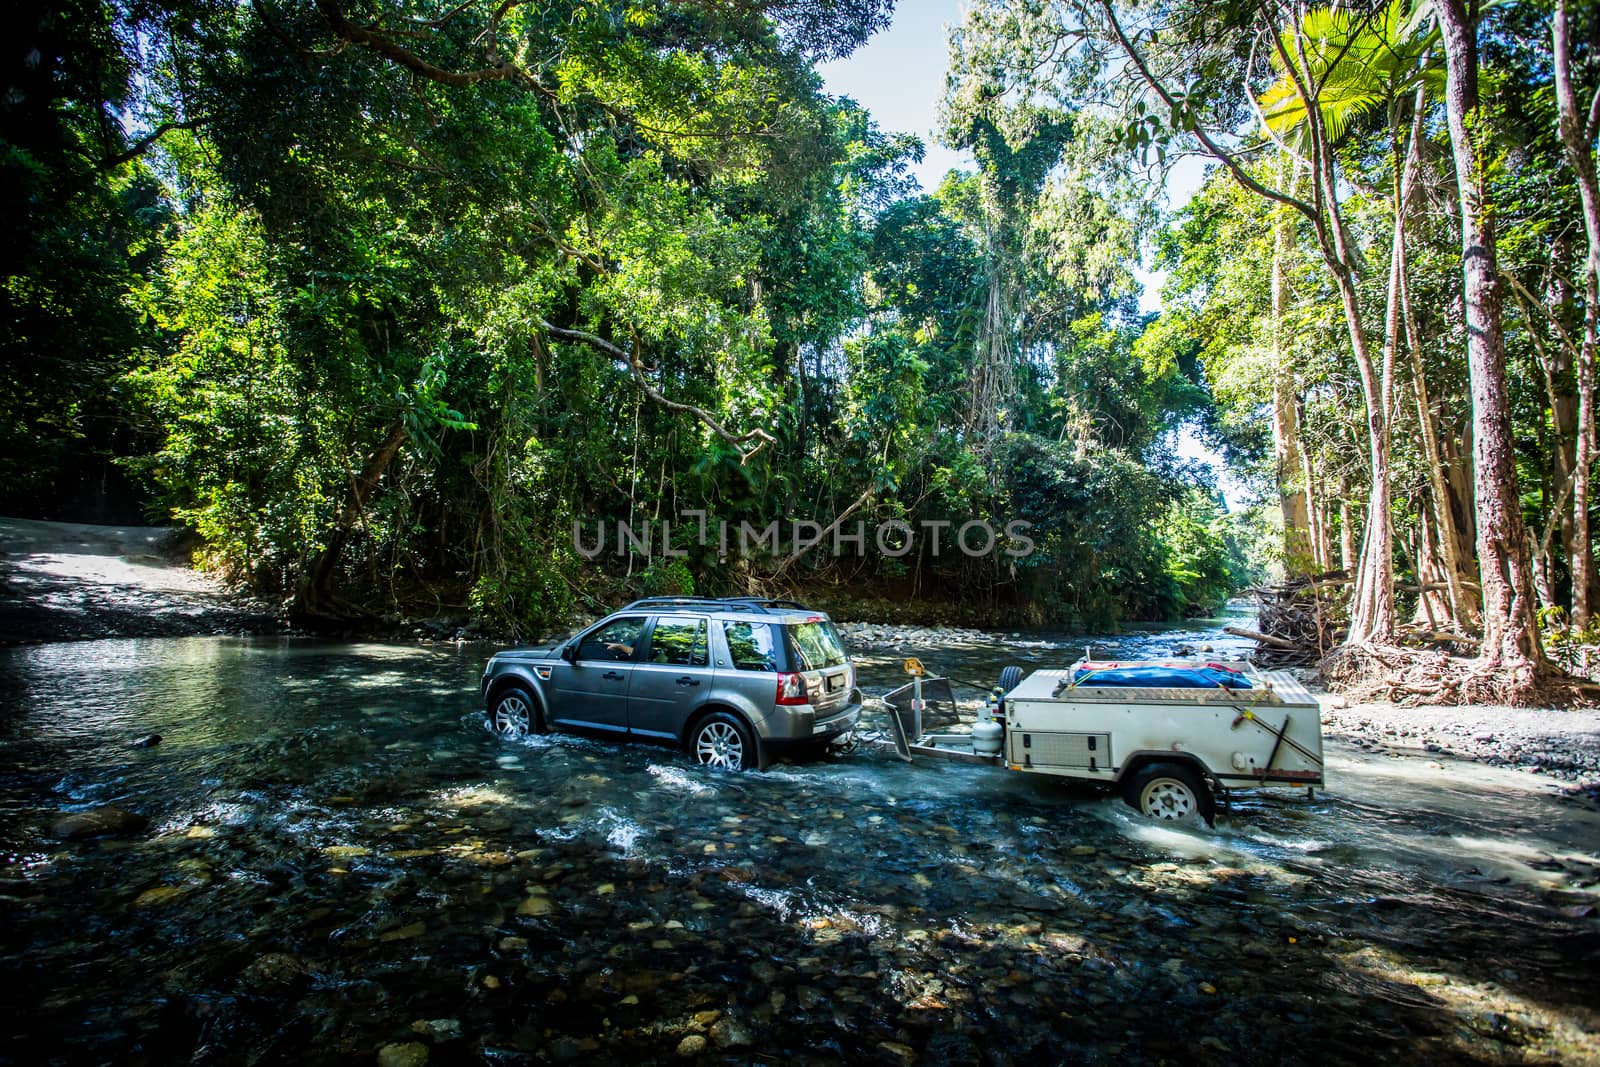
{"left": 620, "top": 596, "right": 816, "bottom": 614}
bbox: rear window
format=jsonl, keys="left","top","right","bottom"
{"left": 786, "top": 621, "right": 848, "bottom": 670}
{"left": 723, "top": 621, "right": 780, "bottom": 672}
{"left": 648, "top": 617, "right": 708, "bottom": 666}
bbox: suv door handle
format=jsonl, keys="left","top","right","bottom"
{"left": 603, "top": 671, "right": 624, "bottom": 681}
{"left": 676, "top": 676, "right": 701, "bottom": 687}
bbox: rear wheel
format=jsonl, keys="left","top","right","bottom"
{"left": 1122, "top": 762, "right": 1214, "bottom": 825}
{"left": 490, "top": 685, "right": 540, "bottom": 739}
{"left": 688, "top": 712, "right": 755, "bottom": 772}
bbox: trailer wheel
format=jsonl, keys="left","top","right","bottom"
{"left": 1122, "top": 762, "right": 1215, "bottom": 826}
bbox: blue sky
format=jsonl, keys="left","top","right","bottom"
{"left": 815, "top": 1, "right": 973, "bottom": 194}
{"left": 816, "top": 4, "right": 1209, "bottom": 314}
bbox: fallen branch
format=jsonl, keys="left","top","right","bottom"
{"left": 1223, "top": 625, "right": 1300, "bottom": 650}
{"left": 769, "top": 487, "right": 875, "bottom": 579}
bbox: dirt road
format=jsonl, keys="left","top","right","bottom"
{"left": 0, "top": 517, "right": 278, "bottom": 644}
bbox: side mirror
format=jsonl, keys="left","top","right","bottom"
{"left": 561, "top": 642, "right": 577, "bottom": 663}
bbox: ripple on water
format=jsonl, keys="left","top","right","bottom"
{"left": 593, "top": 806, "right": 649, "bottom": 854}
{"left": 736, "top": 883, "right": 799, "bottom": 919}
{"left": 645, "top": 763, "right": 713, "bottom": 796}
{"left": 152, "top": 798, "right": 258, "bottom": 835}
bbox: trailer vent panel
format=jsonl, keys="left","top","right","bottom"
{"left": 1008, "top": 731, "right": 1112, "bottom": 769}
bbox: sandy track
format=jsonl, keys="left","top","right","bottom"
{"left": 0, "top": 517, "right": 279, "bottom": 644}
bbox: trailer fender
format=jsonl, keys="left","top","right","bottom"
{"left": 1114, "top": 750, "right": 1217, "bottom": 787}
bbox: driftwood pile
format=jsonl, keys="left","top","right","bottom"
{"left": 1224, "top": 572, "right": 1349, "bottom": 668}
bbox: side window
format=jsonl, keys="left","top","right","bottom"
{"left": 647, "top": 618, "right": 708, "bottom": 667}
{"left": 577, "top": 617, "right": 646, "bottom": 662}
{"left": 722, "top": 621, "right": 779, "bottom": 672}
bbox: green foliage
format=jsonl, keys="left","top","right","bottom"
{"left": 125, "top": 202, "right": 317, "bottom": 587}
{"left": 0, "top": 0, "right": 189, "bottom": 518}
{"left": 996, "top": 434, "right": 1207, "bottom": 626}
{"left": 639, "top": 557, "right": 696, "bottom": 599}
{"left": 1538, "top": 607, "right": 1600, "bottom": 682}
{"left": 1155, "top": 491, "right": 1264, "bottom": 616}
{"left": 469, "top": 547, "right": 578, "bottom": 643}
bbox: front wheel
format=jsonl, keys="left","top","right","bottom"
{"left": 1122, "top": 762, "right": 1214, "bottom": 825}
{"left": 688, "top": 712, "right": 756, "bottom": 772}
{"left": 490, "top": 686, "right": 540, "bottom": 739}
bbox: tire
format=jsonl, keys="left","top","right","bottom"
{"left": 489, "top": 685, "right": 541, "bottom": 739}
{"left": 995, "top": 665, "right": 1026, "bottom": 717}
{"left": 1122, "top": 762, "right": 1215, "bottom": 825}
{"left": 687, "top": 711, "right": 756, "bottom": 772}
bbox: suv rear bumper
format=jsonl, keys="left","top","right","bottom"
{"left": 762, "top": 694, "right": 862, "bottom": 744}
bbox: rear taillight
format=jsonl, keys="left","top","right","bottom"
{"left": 775, "top": 672, "right": 808, "bottom": 706}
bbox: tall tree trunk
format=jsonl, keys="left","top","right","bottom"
{"left": 1554, "top": 0, "right": 1598, "bottom": 628}
{"left": 1396, "top": 84, "right": 1474, "bottom": 632}
{"left": 1272, "top": 193, "right": 1313, "bottom": 576}
{"left": 1437, "top": 0, "right": 1547, "bottom": 678}
{"left": 1404, "top": 292, "right": 1476, "bottom": 630}
{"left": 971, "top": 222, "right": 1017, "bottom": 450}
{"left": 1413, "top": 508, "right": 1453, "bottom": 626}
{"left": 1283, "top": 20, "right": 1394, "bottom": 643}
{"left": 1339, "top": 476, "right": 1359, "bottom": 577}
{"left": 296, "top": 420, "right": 409, "bottom": 619}
{"left": 1304, "top": 457, "right": 1332, "bottom": 573}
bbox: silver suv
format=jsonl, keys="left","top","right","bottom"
{"left": 480, "top": 598, "right": 861, "bottom": 771}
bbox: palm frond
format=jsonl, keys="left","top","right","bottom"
{"left": 1256, "top": 0, "right": 1440, "bottom": 147}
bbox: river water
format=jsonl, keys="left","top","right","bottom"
{"left": 1, "top": 619, "right": 1597, "bottom": 1065}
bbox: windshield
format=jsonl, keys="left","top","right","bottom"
{"left": 786, "top": 621, "right": 848, "bottom": 670}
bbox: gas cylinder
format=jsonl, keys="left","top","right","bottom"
{"left": 971, "top": 718, "right": 1004, "bottom": 756}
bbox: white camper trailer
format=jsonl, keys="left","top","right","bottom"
{"left": 883, "top": 657, "right": 1325, "bottom": 824}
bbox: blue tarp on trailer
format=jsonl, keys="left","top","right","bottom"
{"left": 1071, "top": 665, "right": 1253, "bottom": 689}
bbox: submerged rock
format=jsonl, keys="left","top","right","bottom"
{"left": 878, "top": 1041, "right": 918, "bottom": 1065}
{"left": 517, "top": 895, "right": 555, "bottom": 917}
{"left": 130, "top": 733, "right": 162, "bottom": 749}
{"left": 410, "top": 1019, "right": 462, "bottom": 1041}
{"left": 51, "top": 807, "right": 149, "bottom": 840}
{"left": 134, "top": 885, "right": 185, "bottom": 907}
{"left": 709, "top": 1017, "right": 752, "bottom": 1049}
{"left": 239, "top": 953, "right": 309, "bottom": 990}
{"left": 377, "top": 1042, "right": 428, "bottom": 1067}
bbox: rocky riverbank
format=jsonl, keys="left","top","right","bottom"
{"left": 1317, "top": 696, "right": 1600, "bottom": 813}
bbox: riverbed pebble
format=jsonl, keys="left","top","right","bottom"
{"left": 1319, "top": 698, "right": 1600, "bottom": 786}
